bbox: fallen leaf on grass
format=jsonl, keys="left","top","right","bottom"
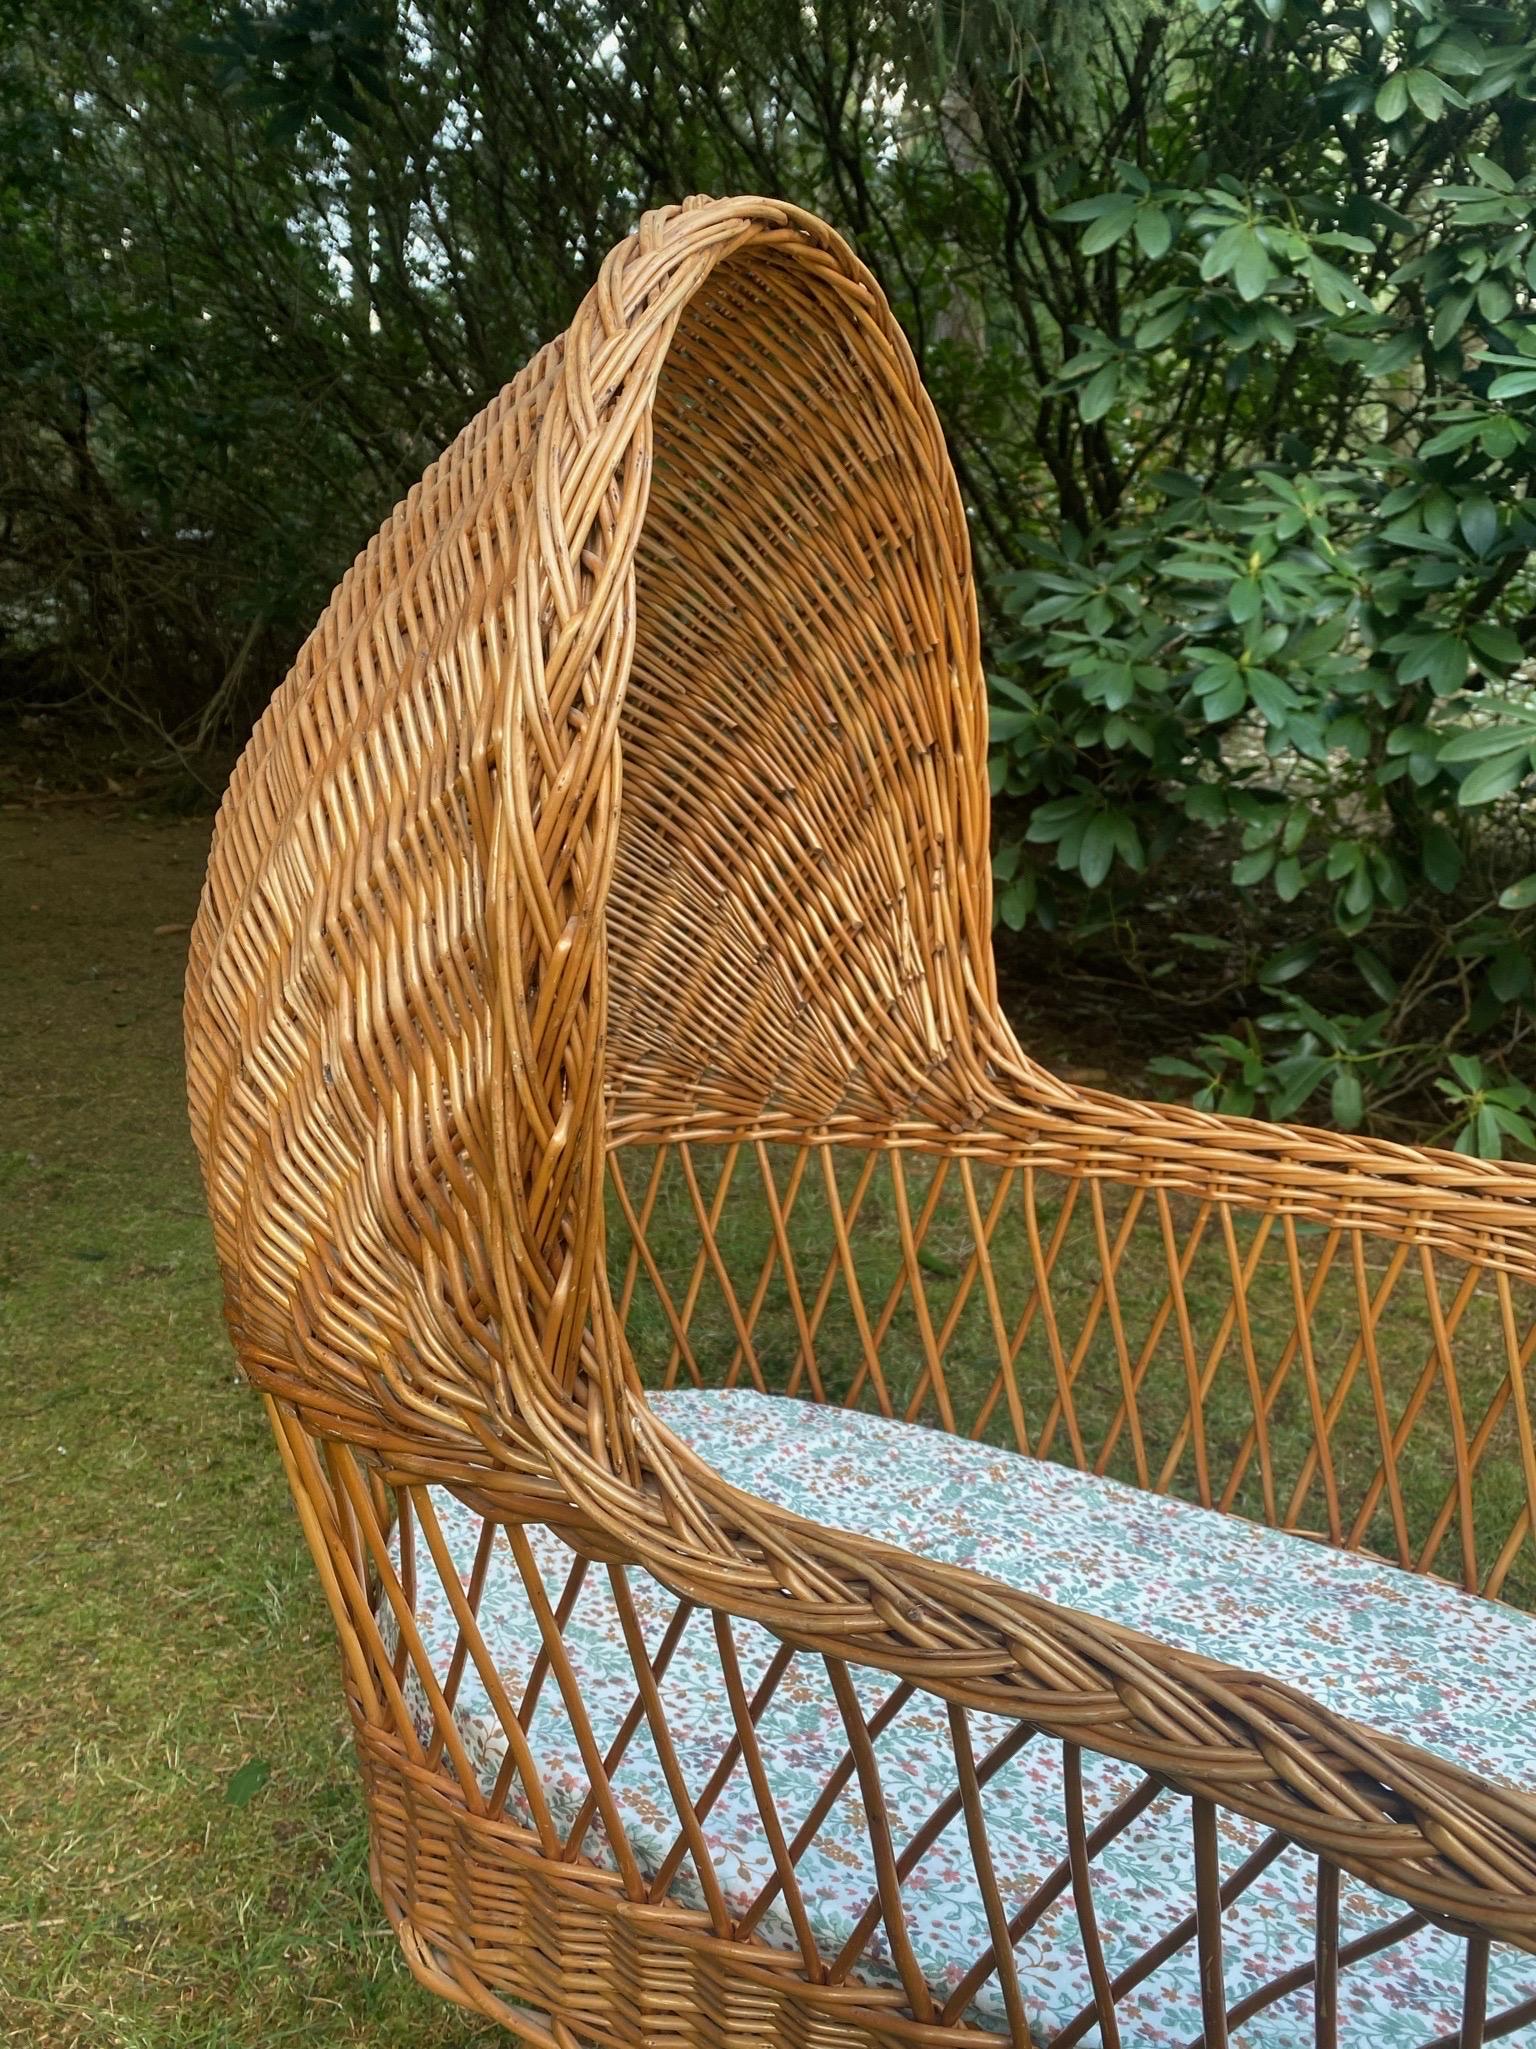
{"left": 225, "top": 1758, "right": 271, "bottom": 1807}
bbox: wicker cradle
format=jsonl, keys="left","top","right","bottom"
{"left": 184, "top": 197, "right": 1536, "bottom": 2047}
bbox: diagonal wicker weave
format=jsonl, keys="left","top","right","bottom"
{"left": 185, "top": 196, "right": 1536, "bottom": 2046}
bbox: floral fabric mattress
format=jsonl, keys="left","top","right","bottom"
{"left": 381, "top": 1388, "right": 1536, "bottom": 2044}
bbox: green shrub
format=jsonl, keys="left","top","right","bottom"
{"left": 982, "top": 0, "right": 1536, "bottom": 1146}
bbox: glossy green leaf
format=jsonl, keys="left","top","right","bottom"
{"left": 1438, "top": 724, "right": 1535, "bottom": 763}
{"left": 227, "top": 1758, "right": 272, "bottom": 1808}
{"left": 1274, "top": 855, "right": 1304, "bottom": 901}
{"left": 1458, "top": 494, "right": 1497, "bottom": 557}
{"left": 1352, "top": 945, "right": 1399, "bottom": 1003}
{"left": 998, "top": 876, "right": 1034, "bottom": 931}
{"left": 1330, "top": 1070, "right": 1365, "bottom": 1130}
{"left": 1136, "top": 302, "right": 1186, "bottom": 349}
{"left": 1404, "top": 69, "right": 1444, "bottom": 121}
{"left": 1078, "top": 814, "right": 1118, "bottom": 887}
{"left": 1232, "top": 847, "right": 1275, "bottom": 886}
{"left": 1458, "top": 753, "right": 1532, "bottom": 806}
{"left": 1421, "top": 824, "right": 1463, "bottom": 893}
{"left": 1134, "top": 207, "right": 1172, "bottom": 259}
{"left": 1430, "top": 286, "right": 1474, "bottom": 351}
{"left": 1232, "top": 230, "right": 1274, "bottom": 302}
{"left": 1469, "top": 624, "right": 1524, "bottom": 670}
{"left": 1374, "top": 72, "right": 1408, "bottom": 121}
{"left": 1082, "top": 199, "right": 1140, "bottom": 255}
{"left": 1078, "top": 362, "right": 1121, "bottom": 422}
{"left": 1490, "top": 943, "right": 1534, "bottom": 1001}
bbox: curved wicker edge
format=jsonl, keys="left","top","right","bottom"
{"left": 603, "top": 1075, "right": 1536, "bottom": 1289}
{"left": 632, "top": 1406, "right": 1536, "bottom": 1947}
{"left": 186, "top": 193, "right": 1536, "bottom": 1964}
{"left": 244, "top": 1318, "right": 1536, "bottom": 1952}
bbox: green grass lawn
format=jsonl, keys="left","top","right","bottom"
{"left": 4, "top": 805, "right": 1530, "bottom": 2047}
{"left": 1, "top": 809, "right": 500, "bottom": 2049}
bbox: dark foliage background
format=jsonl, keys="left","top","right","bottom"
{"left": 4, "top": 0, "right": 1536, "bottom": 1143}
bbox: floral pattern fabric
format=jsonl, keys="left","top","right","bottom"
{"left": 381, "top": 1389, "right": 1536, "bottom": 2044}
